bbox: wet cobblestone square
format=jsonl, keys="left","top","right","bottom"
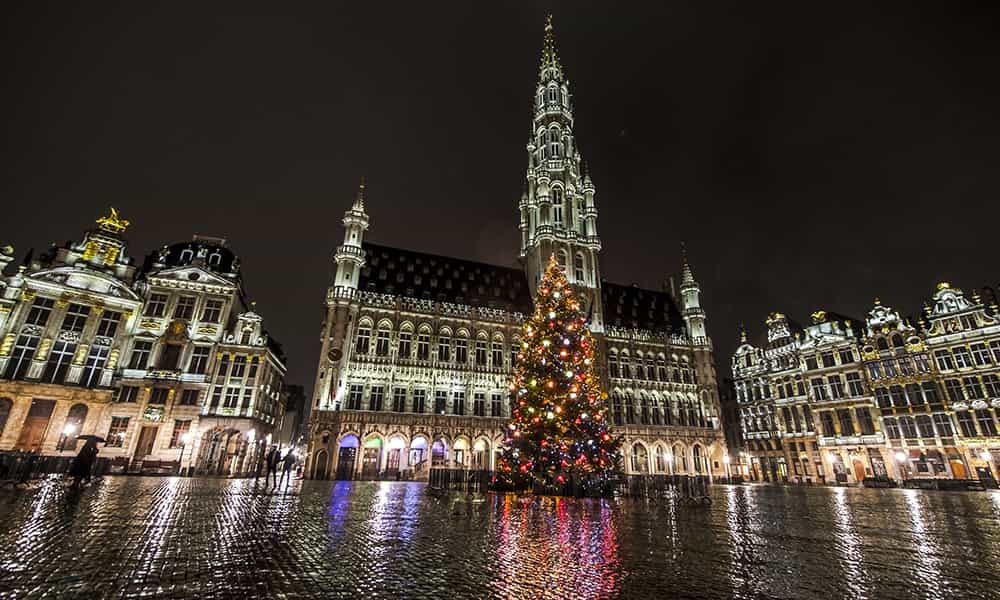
{"left": 1, "top": 477, "right": 999, "bottom": 599}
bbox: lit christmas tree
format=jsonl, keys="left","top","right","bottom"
{"left": 497, "top": 255, "right": 622, "bottom": 494}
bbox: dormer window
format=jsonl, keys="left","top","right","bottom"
{"left": 179, "top": 249, "right": 194, "bottom": 262}
{"left": 208, "top": 252, "right": 221, "bottom": 266}
{"left": 552, "top": 188, "right": 564, "bottom": 224}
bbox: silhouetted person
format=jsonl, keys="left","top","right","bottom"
{"left": 265, "top": 445, "right": 280, "bottom": 487}
{"left": 68, "top": 439, "right": 99, "bottom": 488}
{"left": 279, "top": 450, "right": 297, "bottom": 487}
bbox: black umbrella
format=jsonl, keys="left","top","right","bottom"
{"left": 76, "top": 435, "right": 106, "bottom": 442}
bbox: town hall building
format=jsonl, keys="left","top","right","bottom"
{"left": 305, "top": 18, "right": 728, "bottom": 481}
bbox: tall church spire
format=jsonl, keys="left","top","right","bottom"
{"left": 520, "top": 16, "right": 603, "bottom": 332}
{"left": 538, "top": 15, "right": 564, "bottom": 83}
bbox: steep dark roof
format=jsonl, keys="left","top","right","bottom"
{"left": 141, "top": 240, "right": 239, "bottom": 277}
{"left": 358, "top": 242, "right": 533, "bottom": 313}
{"left": 601, "top": 281, "right": 685, "bottom": 334}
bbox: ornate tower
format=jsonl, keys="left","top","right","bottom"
{"left": 312, "top": 182, "right": 369, "bottom": 411}
{"left": 520, "top": 16, "right": 604, "bottom": 332}
{"left": 679, "top": 246, "right": 708, "bottom": 345}
{"left": 334, "top": 182, "right": 369, "bottom": 291}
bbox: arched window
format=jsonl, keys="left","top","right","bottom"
{"left": 556, "top": 249, "right": 568, "bottom": 272}
{"left": 546, "top": 85, "right": 559, "bottom": 105}
{"left": 625, "top": 392, "right": 636, "bottom": 424}
{"left": 639, "top": 393, "right": 650, "bottom": 425}
{"left": 608, "top": 351, "right": 619, "bottom": 378}
{"left": 631, "top": 443, "right": 649, "bottom": 473}
{"left": 552, "top": 187, "right": 564, "bottom": 224}
{"left": 208, "top": 252, "right": 221, "bottom": 266}
{"left": 455, "top": 329, "right": 469, "bottom": 364}
{"left": 355, "top": 321, "right": 372, "bottom": 354}
{"left": 548, "top": 127, "right": 561, "bottom": 157}
{"left": 612, "top": 391, "right": 623, "bottom": 425}
{"left": 179, "top": 249, "right": 194, "bottom": 262}
{"left": 437, "top": 328, "right": 451, "bottom": 362}
{"left": 674, "top": 444, "right": 687, "bottom": 472}
{"left": 576, "top": 198, "right": 585, "bottom": 232}
{"left": 634, "top": 353, "right": 645, "bottom": 380}
{"left": 416, "top": 325, "right": 431, "bottom": 360}
{"left": 656, "top": 355, "right": 667, "bottom": 381}
{"left": 650, "top": 394, "right": 661, "bottom": 425}
{"left": 620, "top": 352, "right": 632, "bottom": 379}
{"left": 397, "top": 323, "right": 413, "bottom": 358}
{"left": 654, "top": 446, "right": 666, "bottom": 472}
{"left": 574, "top": 252, "right": 585, "bottom": 283}
{"left": 342, "top": 263, "right": 353, "bottom": 283}
{"left": 693, "top": 445, "right": 703, "bottom": 473}
{"left": 375, "top": 322, "right": 392, "bottom": 356}
{"left": 646, "top": 355, "right": 657, "bottom": 381}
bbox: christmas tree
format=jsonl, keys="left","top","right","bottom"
{"left": 497, "top": 254, "right": 622, "bottom": 494}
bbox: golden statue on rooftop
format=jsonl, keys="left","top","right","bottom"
{"left": 96, "top": 207, "right": 130, "bottom": 234}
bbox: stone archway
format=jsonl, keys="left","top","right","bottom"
{"left": 361, "top": 435, "right": 383, "bottom": 479}
{"left": 335, "top": 434, "right": 360, "bottom": 480}
{"left": 313, "top": 449, "right": 329, "bottom": 480}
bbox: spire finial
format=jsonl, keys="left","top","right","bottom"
{"left": 539, "top": 15, "right": 563, "bottom": 82}
{"left": 739, "top": 323, "right": 747, "bottom": 344}
{"left": 680, "top": 241, "right": 695, "bottom": 285}
{"left": 353, "top": 177, "right": 366, "bottom": 210}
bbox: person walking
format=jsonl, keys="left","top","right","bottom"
{"left": 253, "top": 444, "right": 264, "bottom": 484}
{"left": 68, "top": 439, "right": 99, "bottom": 488}
{"left": 279, "top": 449, "right": 297, "bottom": 487}
{"left": 265, "top": 445, "right": 280, "bottom": 487}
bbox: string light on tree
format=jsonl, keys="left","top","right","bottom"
{"left": 497, "top": 254, "right": 622, "bottom": 494}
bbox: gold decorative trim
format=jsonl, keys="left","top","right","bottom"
{"left": 96, "top": 207, "right": 130, "bottom": 234}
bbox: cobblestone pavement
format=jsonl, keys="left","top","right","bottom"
{"left": 2, "top": 477, "right": 1000, "bottom": 599}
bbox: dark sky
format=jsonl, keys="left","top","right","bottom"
{"left": 3, "top": 1, "right": 1000, "bottom": 387}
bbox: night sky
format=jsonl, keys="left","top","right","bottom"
{"left": 3, "top": 1, "right": 999, "bottom": 387}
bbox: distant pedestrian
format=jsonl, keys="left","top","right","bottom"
{"left": 68, "top": 439, "right": 99, "bottom": 488}
{"left": 265, "top": 445, "right": 280, "bottom": 487}
{"left": 254, "top": 447, "right": 264, "bottom": 483}
{"left": 279, "top": 450, "right": 297, "bottom": 487}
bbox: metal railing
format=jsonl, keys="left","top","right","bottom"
{"left": 0, "top": 451, "right": 117, "bottom": 486}
{"left": 428, "top": 468, "right": 716, "bottom": 499}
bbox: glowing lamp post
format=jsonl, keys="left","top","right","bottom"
{"left": 59, "top": 423, "right": 77, "bottom": 452}
{"left": 246, "top": 429, "right": 257, "bottom": 476}
{"left": 665, "top": 453, "right": 674, "bottom": 477}
{"left": 179, "top": 431, "right": 193, "bottom": 477}
{"left": 895, "top": 451, "right": 908, "bottom": 482}
{"left": 723, "top": 455, "right": 731, "bottom": 483}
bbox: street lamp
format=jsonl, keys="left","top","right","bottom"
{"left": 59, "top": 423, "right": 77, "bottom": 452}
{"left": 179, "top": 431, "right": 193, "bottom": 476}
{"left": 665, "top": 453, "right": 674, "bottom": 477}
{"left": 246, "top": 429, "right": 257, "bottom": 477}
{"left": 895, "top": 450, "right": 908, "bottom": 482}
{"left": 723, "top": 455, "right": 731, "bottom": 483}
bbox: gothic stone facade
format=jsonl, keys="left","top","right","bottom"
{"left": 306, "top": 20, "right": 727, "bottom": 481}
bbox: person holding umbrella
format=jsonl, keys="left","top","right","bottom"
{"left": 68, "top": 435, "right": 103, "bottom": 488}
